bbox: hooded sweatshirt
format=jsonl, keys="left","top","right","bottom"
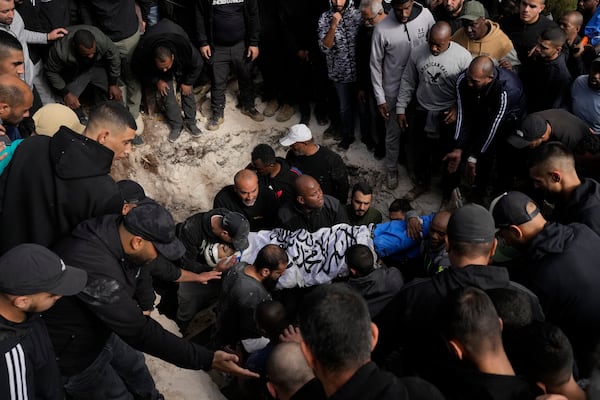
{"left": 527, "top": 221, "right": 600, "bottom": 375}
{"left": 0, "top": 127, "right": 122, "bottom": 253}
{"left": 317, "top": 2, "right": 362, "bottom": 83}
{"left": 44, "top": 215, "right": 215, "bottom": 376}
{"left": 452, "top": 20, "right": 516, "bottom": 62}
{"left": 370, "top": 2, "right": 435, "bottom": 104}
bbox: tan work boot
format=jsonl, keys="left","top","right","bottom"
{"left": 275, "top": 104, "right": 295, "bottom": 122}
{"left": 207, "top": 115, "right": 224, "bottom": 131}
{"left": 263, "top": 99, "right": 279, "bottom": 117}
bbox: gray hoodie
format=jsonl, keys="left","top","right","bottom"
{"left": 370, "top": 2, "right": 434, "bottom": 104}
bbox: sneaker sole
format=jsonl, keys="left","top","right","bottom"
{"left": 263, "top": 108, "right": 279, "bottom": 117}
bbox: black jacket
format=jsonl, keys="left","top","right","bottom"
{"left": 520, "top": 53, "right": 572, "bottom": 112}
{"left": 443, "top": 367, "right": 537, "bottom": 400}
{"left": 277, "top": 194, "right": 349, "bottom": 232}
{"left": 279, "top": 0, "right": 328, "bottom": 52}
{"left": 45, "top": 25, "right": 122, "bottom": 96}
{"left": 79, "top": 0, "right": 152, "bottom": 41}
{"left": 330, "top": 362, "right": 445, "bottom": 400}
{"left": 527, "top": 221, "right": 600, "bottom": 375}
{"left": 43, "top": 215, "right": 214, "bottom": 376}
{"left": 0, "top": 314, "right": 63, "bottom": 399}
{"left": 256, "top": 157, "right": 301, "bottom": 205}
{"left": 286, "top": 146, "right": 349, "bottom": 203}
{"left": 374, "top": 265, "right": 543, "bottom": 381}
{"left": 454, "top": 66, "right": 526, "bottom": 158}
{"left": 132, "top": 18, "right": 203, "bottom": 87}
{"left": 0, "top": 127, "right": 122, "bottom": 254}
{"left": 194, "top": 0, "right": 260, "bottom": 47}
{"left": 347, "top": 267, "right": 404, "bottom": 318}
{"left": 500, "top": 14, "right": 557, "bottom": 68}
{"left": 178, "top": 208, "right": 226, "bottom": 271}
{"left": 552, "top": 178, "right": 600, "bottom": 236}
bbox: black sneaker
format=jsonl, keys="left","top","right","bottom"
{"left": 132, "top": 135, "right": 144, "bottom": 145}
{"left": 374, "top": 147, "right": 385, "bottom": 160}
{"left": 323, "top": 125, "right": 337, "bottom": 138}
{"left": 338, "top": 138, "right": 355, "bottom": 150}
{"left": 185, "top": 122, "right": 202, "bottom": 138}
{"left": 241, "top": 106, "right": 265, "bottom": 122}
{"left": 316, "top": 113, "right": 329, "bottom": 126}
{"left": 168, "top": 127, "right": 182, "bottom": 143}
{"left": 74, "top": 108, "right": 88, "bottom": 125}
{"left": 300, "top": 113, "right": 311, "bottom": 126}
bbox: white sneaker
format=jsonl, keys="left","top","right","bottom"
{"left": 135, "top": 115, "right": 144, "bottom": 135}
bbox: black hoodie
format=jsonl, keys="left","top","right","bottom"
{"left": 0, "top": 127, "right": 122, "bottom": 254}
{"left": 43, "top": 215, "right": 215, "bottom": 376}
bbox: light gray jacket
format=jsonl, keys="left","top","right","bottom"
{"left": 370, "top": 3, "right": 434, "bottom": 105}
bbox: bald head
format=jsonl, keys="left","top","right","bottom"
{"left": 431, "top": 21, "right": 452, "bottom": 39}
{"left": 470, "top": 56, "right": 494, "bottom": 75}
{"left": 266, "top": 342, "right": 315, "bottom": 400}
{"left": 433, "top": 210, "right": 452, "bottom": 227}
{"left": 295, "top": 175, "right": 319, "bottom": 194}
{"left": 0, "top": 73, "right": 32, "bottom": 125}
{"left": 429, "top": 21, "right": 452, "bottom": 55}
{"left": 234, "top": 169, "right": 258, "bottom": 186}
{"left": 429, "top": 211, "right": 451, "bottom": 248}
{"left": 466, "top": 56, "right": 495, "bottom": 90}
{"left": 234, "top": 169, "right": 259, "bottom": 207}
{"left": 295, "top": 175, "right": 324, "bottom": 209}
{"left": 562, "top": 10, "right": 583, "bottom": 27}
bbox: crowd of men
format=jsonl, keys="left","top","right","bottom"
{"left": 2, "top": 0, "right": 600, "bottom": 399}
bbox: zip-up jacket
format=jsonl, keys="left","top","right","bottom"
{"left": 370, "top": 3, "right": 435, "bottom": 104}
{"left": 0, "top": 314, "right": 63, "bottom": 400}
{"left": 454, "top": 66, "right": 526, "bottom": 158}
{"left": 317, "top": 5, "right": 362, "bottom": 83}
{"left": 45, "top": 25, "right": 121, "bottom": 97}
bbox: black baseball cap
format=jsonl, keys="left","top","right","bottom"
{"left": 0, "top": 244, "right": 87, "bottom": 296}
{"left": 508, "top": 113, "right": 548, "bottom": 149}
{"left": 447, "top": 204, "right": 496, "bottom": 243}
{"left": 123, "top": 202, "right": 186, "bottom": 260}
{"left": 118, "top": 180, "right": 146, "bottom": 204}
{"left": 491, "top": 191, "right": 540, "bottom": 228}
{"left": 222, "top": 211, "right": 250, "bottom": 251}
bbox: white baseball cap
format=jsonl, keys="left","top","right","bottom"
{"left": 279, "top": 124, "right": 312, "bottom": 146}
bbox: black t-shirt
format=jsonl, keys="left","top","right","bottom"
{"left": 213, "top": 0, "right": 246, "bottom": 46}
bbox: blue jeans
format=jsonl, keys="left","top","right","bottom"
{"left": 333, "top": 81, "right": 356, "bottom": 141}
{"left": 63, "top": 334, "right": 160, "bottom": 400}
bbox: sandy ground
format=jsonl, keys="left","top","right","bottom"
{"left": 112, "top": 87, "right": 442, "bottom": 399}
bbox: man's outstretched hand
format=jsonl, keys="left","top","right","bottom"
{"left": 211, "top": 350, "right": 259, "bottom": 378}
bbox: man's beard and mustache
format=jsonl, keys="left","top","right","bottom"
{"left": 77, "top": 56, "right": 96, "bottom": 70}
{"left": 262, "top": 276, "right": 279, "bottom": 292}
{"left": 125, "top": 252, "right": 154, "bottom": 266}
